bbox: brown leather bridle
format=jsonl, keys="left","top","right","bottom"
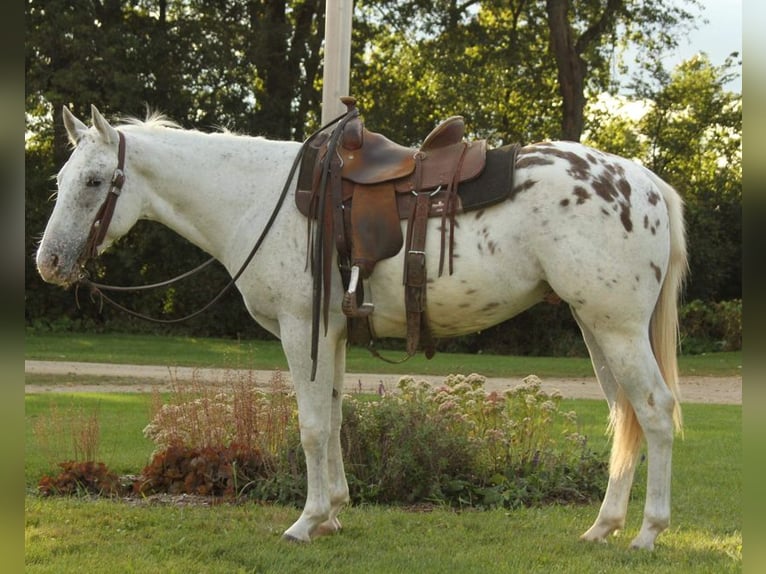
{"left": 83, "top": 130, "right": 126, "bottom": 260}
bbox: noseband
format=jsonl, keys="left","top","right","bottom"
{"left": 84, "top": 130, "right": 126, "bottom": 259}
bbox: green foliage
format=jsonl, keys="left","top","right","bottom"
{"left": 136, "top": 373, "right": 607, "bottom": 508}
{"left": 680, "top": 299, "right": 742, "bottom": 354}
{"left": 342, "top": 374, "right": 606, "bottom": 508}
{"left": 25, "top": 0, "right": 740, "bottom": 352}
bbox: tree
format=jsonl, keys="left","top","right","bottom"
{"left": 25, "top": 0, "right": 325, "bottom": 334}
{"left": 27, "top": 0, "right": 736, "bottom": 348}
{"left": 583, "top": 54, "right": 742, "bottom": 301}
{"left": 353, "top": 0, "right": 701, "bottom": 143}
{"left": 640, "top": 54, "right": 742, "bottom": 301}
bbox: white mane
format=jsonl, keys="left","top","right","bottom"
{"left": 117, "top": 110, "right": 182, "bottom": 130}
{"left": 117, "top": 110, "right": 246, "bottom": 139}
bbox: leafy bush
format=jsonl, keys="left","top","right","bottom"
{"left": 135, "top": 443, "right": 272, "bottom": 497}
{"left": 680, "top": 299, "right": 742, "bottom": 353}
{"left": 38, "top": 461, "right": 122, "bottom": 497}
{"left": 143, "top": 370, "right": 297, "bottom": 457}
{"left": 342, "top": 374, "right": 606, "bottom": 508}
{"left": 140, "top": 371, "right": 306, "bottom": 504}
{"left": 121, "top": 372, "right": 607, "bottom": 508}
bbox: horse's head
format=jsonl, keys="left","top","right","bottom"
{"left": 37, "top": 105, "right": 143, "bottom": 287}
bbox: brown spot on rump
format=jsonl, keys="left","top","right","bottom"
{"left": 650, "top": 261, "right": 662, "bottom": 283}
{"left": 592, "top": 173, "right": 633, "bottom": 232}
{"left": 592, "top": 172, "right": 617, "bottom": 202}
{"left": 647, "top": 190, "right": 661, "bottom": 205}
{"left": 573, "top": 186, "right": 591, "bottom": 204}
{"left": 586, "top": 153, "right": 598, "bottom": 164}
{"left": 547, "top": 148, "right": 592, "bottom": 180}
{"left": 560, "top": 198, "right": 570, "bottom": 207}
{"left": 620, "top": 208, "right": 633, "bottom": 232}
{"left": 647, "top": 393, "right": 655, "bottom": 407}
{"left": 474, "top": 209, "right": 485, "bottom": 219}
{"left": 465, "top": 288, "right": 477, "bottom": 295}
{"left": 481, "top": 302, "right": 500, "bottom": 312}
{"left": 510, "top": 178, "right": 537, "bottom": 200}
{"left": 487, "top": 240, "right": 498, "bottom": 254}
{"left": 616, "top": 177, "right": 631, "bottom": 200}
{"left": 644, "top": 215, "right": 649, "bottom": 229}
{"left": 516, "top": 155, "right": 555, "bottom": 169}
{"left": 601, "top": 207, "right": 610, "bottom": 216}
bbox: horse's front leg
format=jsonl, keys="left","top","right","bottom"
{"left": 279, "top": 314, "right": 345, "bottom": 542}
{"left": 313, "top": 338, "right": 350, "bottom": 537}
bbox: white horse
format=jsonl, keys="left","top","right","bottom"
{"left": 36, "top": 106, "right": 687, "bottom": 550}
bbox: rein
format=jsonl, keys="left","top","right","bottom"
{"left": 79, "top": 111, "right": 351, "bottom": 325}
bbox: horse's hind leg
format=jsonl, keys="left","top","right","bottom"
{"left": 573, "top": 312, "right": 640, "bottom": 542}
{"left": 578, "top": 318, "right": 676, "bottom": 549}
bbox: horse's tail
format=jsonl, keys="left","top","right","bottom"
{"left": 610, "top": 171, "right": 687, "bottom": 477}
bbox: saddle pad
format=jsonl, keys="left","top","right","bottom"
{"left": 455, "top": 143, "right": 519, "bottom": 212}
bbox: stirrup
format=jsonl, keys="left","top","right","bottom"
{"left": 342, "top": 265, "right": 374, "bottom": 318}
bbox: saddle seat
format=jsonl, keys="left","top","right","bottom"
{"left": 338, "top": 96, "right": 467, "bottom": 185}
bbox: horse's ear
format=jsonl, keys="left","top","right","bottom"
{"left": 90, "top": 105, "right": 119, "bottom": 145}
{"left": 62, "top": 106, "right": 88, "bottom": 145}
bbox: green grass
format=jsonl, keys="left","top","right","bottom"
{"left": 25, "top": 393, "right": 156, "bottom": 484}
{"left": 24, "top": 391, "right": 741, "bottom": 572}
{"left": 25, "top": 331, "right": 742, "bottom": 378}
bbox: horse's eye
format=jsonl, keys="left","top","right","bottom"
{"left": 86, "top": 178, "right": 102, "bottom": 188}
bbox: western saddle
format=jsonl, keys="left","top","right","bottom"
{"left": 296, "top": 97, "right": 517, "bottom": 369}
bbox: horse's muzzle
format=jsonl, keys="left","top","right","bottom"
{"left": 36, "top": 248, "right": 83, "bottom": 288}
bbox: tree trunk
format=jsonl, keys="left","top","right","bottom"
{"left": 545, "top": 0, "right": 586, "bottom": 142}
{"left": 545, "top": 0, "right": 623, "bottom": 142}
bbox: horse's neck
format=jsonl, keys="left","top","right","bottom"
{"left": 128, "top": 127, "right": 300, "bottom": 266}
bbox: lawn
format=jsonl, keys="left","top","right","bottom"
{"left": 24, "top": 389, "right": 742, "bottom": 572}
{"left": 24, "top": 331, "right": 743, "bottom": 378}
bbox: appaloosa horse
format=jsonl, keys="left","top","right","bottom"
{"left": 36, "top": 106, "right": 686, "bottom": 549}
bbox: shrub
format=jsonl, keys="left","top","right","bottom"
{"left": 137, "top": 373, "right": 606, "bottom": 509}
{"left": 680, "top": 299, "right": 742, "bottom": 353}
{"left": 134, "top": 443, "right": 272, "bottom": 497}
{"left": 38, "top": 461, "right": 122, "bottom": 497}
{"left": 341, "top": 374, "right": 607, "bottom": 508}
{"left": 143, "top": 370, "right": 297, "bottom": 458}
{"left": 140, "top": 370, "right": 306, "bottom": 503}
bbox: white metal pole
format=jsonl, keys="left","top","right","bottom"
{"left": 321, "top": 0, "right": 353, "bottom": 124}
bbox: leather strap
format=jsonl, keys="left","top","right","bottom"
{"left": 439, "top": 142, "right": 468, "bottom": 277}
{"left": 404, "top": 191, "right": 435, "bottom": 358}
{"left": 85, "top": 131, "right": 126, "bottom": 259}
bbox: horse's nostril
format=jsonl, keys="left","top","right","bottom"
{"left": 51, "top": 254, "right": 59, "bottom": 268}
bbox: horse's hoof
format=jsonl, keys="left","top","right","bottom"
{"left": 313, "top": 519, "right": 342, "bottom": 538}
{"left": 282, "top": 533, "right": 309, "bottom": 544}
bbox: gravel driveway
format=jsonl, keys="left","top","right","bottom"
{"left": 25, "top": 360, "right": 741, "bottom": 404}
